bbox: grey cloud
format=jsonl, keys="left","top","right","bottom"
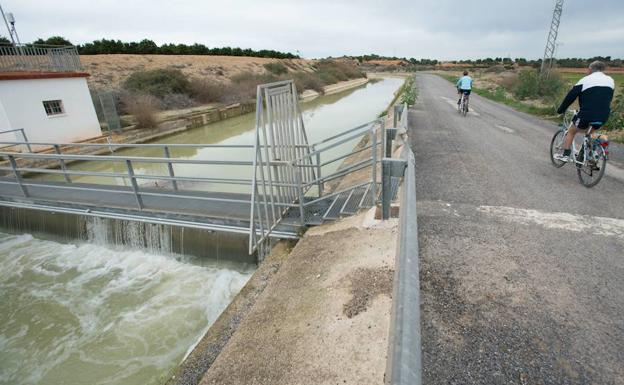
{"left": 5, "top": 0, "right": 624, "bottom": 59}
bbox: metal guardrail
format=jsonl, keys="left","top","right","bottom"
{"left": 0, "top": 44, "right": 83, "bottom": 72}
{"left": 384, "top": 102, "right": 422, "bottom": 385}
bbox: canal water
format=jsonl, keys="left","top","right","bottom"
{"left": 0, "top": 77, "right": 404, "bottom": 385}
{"left": 34, "top": 77, "right": 404, "bottom": 194}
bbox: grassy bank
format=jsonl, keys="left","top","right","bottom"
{"left": 437, "top": 70, "right": 624, "bottom": 143}
{"left": 436, "top": 72, "right": 556, "bottom": 119}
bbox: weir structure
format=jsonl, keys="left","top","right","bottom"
{"left": 0, "top": 80, "right": 393, "bottom": 256}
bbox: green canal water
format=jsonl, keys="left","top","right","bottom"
{"left": 0, "top": 77, "right": 404, "bottom": 385}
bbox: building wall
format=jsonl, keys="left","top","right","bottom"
{"left": 0, "top": 77, "right": 101, "bottom": 144}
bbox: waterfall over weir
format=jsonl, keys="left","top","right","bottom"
{"left": 0, "top": 207, "right": 253, "bottom": 264}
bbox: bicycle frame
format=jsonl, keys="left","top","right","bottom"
{"left": 458, "top": 92, "right": 469, "bottom": 114}
{"left": 562, "top": 111, "right": 597, "bottom": 167}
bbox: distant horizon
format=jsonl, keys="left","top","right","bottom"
{"left": 5, "top": 0, "right": 624, "bottom": 60}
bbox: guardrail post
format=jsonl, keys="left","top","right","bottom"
{"left": 20, "top": 129, "right": 33, "bottom": 153}
{"left": 295, "top": 165, "right": 306, "bottom": 226}
{"left": 371, "top": 125, "right": 378, "bottom": 204}
{"left": 163, "top": 146, "right": 178, "bottom": 191}
{"left": 381, "top": 158, "right": 407, "bottom": 220}
{"left": 8, "top": 155, "right": 28, "bottom": 197}
{"left": 385, "top": 127, "right": 397, "bottom": 158}
{"left": 125, "top": 160, "right": 143, "bottom": 210}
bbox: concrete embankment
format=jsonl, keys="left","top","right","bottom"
{"left": 199, "top": 210, "right": 398, "bottom": 385}
{"left": 168, "top": 91, "right": 408, "bottom": 384}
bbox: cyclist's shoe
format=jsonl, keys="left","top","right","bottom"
{"left": 554, "top": 153, "right": 573, "bottom": 163}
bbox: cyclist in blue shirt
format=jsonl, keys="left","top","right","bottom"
{"left": 456, "top": 71, "right": 473, "bottom": 105}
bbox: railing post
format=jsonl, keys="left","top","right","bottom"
{"left": 53, "top": 144, "right": 71, "bottom": 183}
{"left": 385, "top": 127, "right": 397, "bottom": 158}
{"left": 295, "top": 165, "right": 306, "bottom": 226}
{"left": 20, "top": 129, "right": 32, "bottom": 153}
{"left": 393, "top": 105, "right": 400, "bottom": 128}
{"left": 315, "top": 150, "right": 323, "bottom": 197}
{"left": 381, "top": 158, "right": 407, "bottom": 220}
{"left": 371, "top": 124, "right": 378, "bottom": 204}
{"left": 125, "top": 160, "right": 143, "bottom": 210}
{"left": 8, "top": 155, "right": 28, "bottom": 197}
{"left": 163, "top": 146, "right": 178, "bottom": 191}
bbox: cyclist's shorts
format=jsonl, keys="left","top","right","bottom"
{"left": 458, "top": 89, "right": 471, "bottom": 95}
{"left": 573, "top": 115, "right": 603, "bottom": 130}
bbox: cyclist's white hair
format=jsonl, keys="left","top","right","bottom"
{"left": 589, "top": 61, "right": 606, "bottom": 73}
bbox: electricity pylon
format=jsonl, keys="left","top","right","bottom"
{"left": 541, "top": 0, "right": 565, "bottom": 75}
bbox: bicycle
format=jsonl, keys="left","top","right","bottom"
{"left": 550, "top": 110, "right": 610, "bottom": 187}
{"left": 457, "top": 91, "right": 469, "bottom": 116}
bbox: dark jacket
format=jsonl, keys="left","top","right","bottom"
{"left": 557, "top": 71, "right": 615, "bottom": 123}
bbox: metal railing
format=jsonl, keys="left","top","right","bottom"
{"left": 249, "top": 77, "right": 383, "bottom": 253}
{"left": 0, "top": 44, "right": 83, "bottom": 72}
{"left": 248, "top": 80, "right": 317, "bottom": 255}
{"left": 384, "top": 102, "right": 422, "bottom": 385}
{"left": 0, "top": 128, "right": 31, "bottom": 152}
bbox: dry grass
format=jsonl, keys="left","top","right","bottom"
{"left": 123, "top": 93, "right": 159, "bottom": 128}
{"left": 81, "top": 54, "right": 314, "bottom": 89}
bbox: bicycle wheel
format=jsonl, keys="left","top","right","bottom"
{"left": 463, "top": 101, "right": 469, "bottom": 116}
{"left": 576, "top": 145, "right": 607, "bottom": 187}
{"left": 549, "top": 129, "right": 566, "bottom": 168}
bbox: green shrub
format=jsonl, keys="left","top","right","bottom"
{"left": 513, "top": 69, "right": 564, "bottom": 101}
{"left": 293, "top": 72, "right": 325, "bottom": 94}
{"left": 314, "top": 60, "right": 365, "bottom": 85}
{"left": 123, "top": 68, "right": 191, "bottom": 98}
{"left": 605, "top": 84, "right": 624, "bottom": 131}
{"left": 400, "top": 76, "right": 417, "bottom": 106}
{"left": 263, "top": 62, "right": 288, "bottom": 75}
{"left": 189, "top": 78, "right": 228, "bottom": 103}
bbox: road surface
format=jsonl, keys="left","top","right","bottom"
{"left": 410, "top": 74, "right": 624, "bottom": 384}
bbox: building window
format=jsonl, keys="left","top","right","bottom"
{"left": 43, "top": 100, "right": 65, "bottom": 116}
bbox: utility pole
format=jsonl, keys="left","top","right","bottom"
{"left": 541, "top": 0, "right": 564, "bottom": 75}
{"left": 0, "top": 3, "right": 16, "bottom": 45}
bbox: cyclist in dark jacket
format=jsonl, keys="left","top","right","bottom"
{"left": 556, "top": 61, "right": 615, "bottom": 162}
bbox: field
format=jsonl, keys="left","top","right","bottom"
{"left": 81, "top": 55, "right": 316, "bottom": 89}
{"left": 558, "top": 68, "right": 624, "bottom": 94}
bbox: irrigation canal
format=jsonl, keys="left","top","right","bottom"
{"left": 0, "top": 77, "right": 404, "bottom": 385}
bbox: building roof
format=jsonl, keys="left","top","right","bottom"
{"left": 0, "top": 72, "right": 90, "bottom": 81}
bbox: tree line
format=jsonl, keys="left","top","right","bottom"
{"left": 2, "top": 36, "right": 298, "bottom": 59}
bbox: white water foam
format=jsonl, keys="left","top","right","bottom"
{"left": 0, "top": 232, "right": 251, "bottom": 385}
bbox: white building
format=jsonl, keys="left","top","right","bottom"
{"left": 0, "top": 45, "right": 102, "bottom": 147}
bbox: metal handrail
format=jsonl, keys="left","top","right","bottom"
{"left": 0, "top": 140, "right": 255, "bottom": 150}
{"left": 0, "top": 128, "right": 31, "bottom": 152}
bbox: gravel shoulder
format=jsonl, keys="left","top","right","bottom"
{"left": 412, "top": 74, "right": 624, "bottom": 384}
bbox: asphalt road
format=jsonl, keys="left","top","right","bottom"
{"left": 410, "top": 74, "right": 624, "bottom": 384}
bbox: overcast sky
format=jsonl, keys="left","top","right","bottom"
{"left": 5, "top": 0, "right": 624, "bottom": 60}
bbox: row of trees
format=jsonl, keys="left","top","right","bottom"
{"left": 10, "top": 36, "right": 299, "bottom": 59}
{"left": 450, "top": 56, "right": 622, "bottom": 68}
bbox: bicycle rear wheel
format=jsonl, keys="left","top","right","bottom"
{"left": 549, "top": 129, "right": 566, "bottom": 168}
{"left": 576, "top": 145, "right": 607, "bottom": 187}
